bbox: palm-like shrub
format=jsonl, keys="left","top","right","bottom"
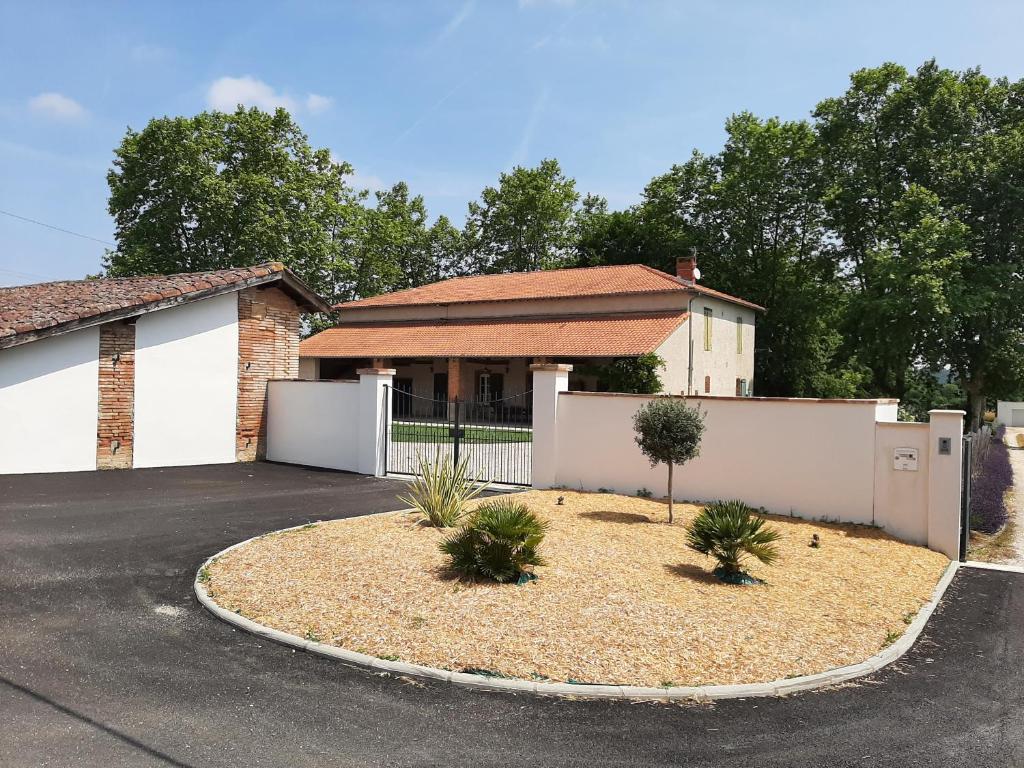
{"left": 398, "top": 452, "right": 488, "bottom": 527}
{"left": 440, "top": 498, "right": 549, "bottom": 582}
{"left": 685, "top": 500, "right": 781, "bottom": 582}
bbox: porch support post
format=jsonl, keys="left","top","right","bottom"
{"left": 530, "top": 363, "right": 571, "bottom": 489}
{"left": 357, "top": 367, "right": 395, "bottom": 476}
{"left": 447, "top": 357, "right": 462, "bottom": 401}
{"left": 927, "top": 409, "right": 966, "bottom": 559}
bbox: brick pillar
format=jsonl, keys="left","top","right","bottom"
{"left": 96, "top": 321, "right": 136, "bottom": 469}
{"left": 237, "top": 287, "right": 300, "bottom": 461}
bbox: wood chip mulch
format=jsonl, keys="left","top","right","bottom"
{"left": 205, "top": 490, "right": 948, "bottom": 687}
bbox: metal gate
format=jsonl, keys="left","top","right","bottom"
{"left": 384, "top": 387, "right": 533, "bottom": 486}
{"left": 959, "top": 433, "right": 974, "bottom": 561}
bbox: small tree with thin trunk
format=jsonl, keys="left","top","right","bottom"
{"left": 632, "top": 398, "right": 706, "bottom": 523}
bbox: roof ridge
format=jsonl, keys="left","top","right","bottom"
{"left": 3, "top": 262, "right": 285, "bottom": 290}
{"left": 331, "top": 309, "right": 690, "bottom": 328}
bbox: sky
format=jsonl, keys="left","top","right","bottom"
{"left": 2, "top": 0, "right": 1023, "bottom": 286}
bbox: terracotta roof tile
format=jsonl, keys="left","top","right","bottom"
{"left": 299, "top": 311, "right": 689, "bottom": 358}
{"left": 338, "top": 263, "right": 763, "bottom": 312}
{"left": 0, "top": 261, "right": 330, "bottom": 349}
{"left": 337, "top": 264, "right": 682, "bottom": 309}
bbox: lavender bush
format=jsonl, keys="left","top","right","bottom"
{"left": 970, "top": 426, "right": 1012, "bottom": 533}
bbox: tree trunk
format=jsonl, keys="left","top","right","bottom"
{"left": 667, "top": 462, "right": 674, "bottom": 524}
{"left": 964, "top": 380, "right": 985, "bottom": 432}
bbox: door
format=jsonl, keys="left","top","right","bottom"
{"left": 432, "top": 373, "right": 448, "bottom": 417}
{"left": 393, "top": 377, "right": 413, "bottom": 417}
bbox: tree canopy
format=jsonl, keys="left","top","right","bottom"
{"left": 104, "top": 60, "right": 1024, "bottom": 425}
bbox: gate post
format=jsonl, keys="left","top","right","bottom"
{"left": 530, "top": 364, "right": 571, "bottom": 489}
{"left": 357, "top": 367, "right": 395, "bottom": 477}
{"left": 927, "top": 409, "right": 966, "bottom": 560}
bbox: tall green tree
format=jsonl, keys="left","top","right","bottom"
{"left": 464, "top": 158, "right": 580, "bottom": 273}
{"left": 815, "top": 61, "right": 1024, "bottom": 426}
{"left": 105, "top": 107, "right": 364, "bottom": 307}
{"left": 632, "top": 115, "right": 860, "bottom": 397}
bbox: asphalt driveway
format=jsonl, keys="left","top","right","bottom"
{"left": 1, "top": 462, "right": 1022, "bottom": 767}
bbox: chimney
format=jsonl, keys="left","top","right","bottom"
{"left": 676, "top": 251, "right": 698, "bottom": 283}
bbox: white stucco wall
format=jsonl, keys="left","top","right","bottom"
{"left": 997, "top": 401, "right": 1024, "bottom": 427}
{"left": 267, "top": 380, "right": 360, "bottom": 470}
{"left": 553, "top": 393, "right": 885, "bottom": 523}
{"left": 873, "top": 422, "right": 930, "bottom": 545}
{"left": 133, "top": 293, "right": 239, "bottom": 468}
{"left": 0, "top": 328, "right": 100, "bottom": 474}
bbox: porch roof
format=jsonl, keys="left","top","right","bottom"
{"left": 300, "top": 311, "right": 689, "bottom": 359}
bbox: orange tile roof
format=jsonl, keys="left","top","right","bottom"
{"left": 299, "top": 311, "right": 689, "bottom": 358}
{"left": 337, "top": 264, "right": 763, "bottom": 312}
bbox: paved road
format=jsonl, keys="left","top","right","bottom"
{"left": 1, "top": 463, "right": 1023, "bottom": 767}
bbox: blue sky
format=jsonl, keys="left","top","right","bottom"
{"left": 2, "top": 0, "right": 1023, "bottom": 285}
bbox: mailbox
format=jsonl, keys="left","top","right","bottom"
{"left": 893, "top": 447, "right": 919, "bottom": 471}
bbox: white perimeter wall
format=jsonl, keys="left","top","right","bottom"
{"left": 554, "top": 393, "right": 889, "bottom": 523}
{"left": 0, "top": 328, "right": 99, "bottom": 474}
{"left": 267, "top": 380, "right": 360, "bottom": 470}
{"left": 873, "top": 422, "right": 930, "bottom": 545}
{"left": 133, "top": 293, "right": 239, "bottom": 468}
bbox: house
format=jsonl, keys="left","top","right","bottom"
{"left": 0, "top": 263, "right": 330, "bottom": 475}
{"left": 299, "top": 255, "right": 763, "bottom": 413}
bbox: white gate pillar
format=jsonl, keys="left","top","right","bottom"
{"left": 357, "top": 368, "right": 395, "bottom": 476}
{"left": 530, "top": 364, "right": 571, "bottom": 488}
{"left": 927, "top": 409, "right": 966, "bottom": 559}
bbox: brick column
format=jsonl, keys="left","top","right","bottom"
{"left": 96, "top": 322, "right": 136, "bottom": 469}
{"left": 237, "top": 287, "right": 300, "bottom": 461}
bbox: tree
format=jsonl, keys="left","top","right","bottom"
{"left": 105, "top": 107, "right": 364, "bottom": 309}
{"left": 632, "top": 399, "right": 706, "bottom": 523}
{"left": 353, "top": 182, "right": 431, "bottom": 298}
{"left": 577, "top": 353, "right": 665, "bottom": 394}
{"left": 815, "top": 61, "right": 1024, "bottom": 427}
{"left": 464, "top": 158, "right": 580, "bottom": 273}
{"left": 636, "top": 115, "right": 861, "bottom": 397}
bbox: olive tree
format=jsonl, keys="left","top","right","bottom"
{"left": 632, "top": 399, "right": 706, "bottom": 523}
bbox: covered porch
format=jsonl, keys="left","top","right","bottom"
{"left": 305, "top": 355, "right": 609, "bottom": 421}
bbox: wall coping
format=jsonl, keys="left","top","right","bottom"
{"left": 529, "top": 363, "right": 574, "bottom": 372}
{"left": 561, "top": 391, "right": 900, "bottom": 405}
{"left": 268, "top": 378, "right": 358, "bottom": 384}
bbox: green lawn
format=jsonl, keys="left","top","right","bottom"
{"left": 390, "top": 422, "right": 532, "bottom": 444}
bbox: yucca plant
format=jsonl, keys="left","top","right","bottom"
{"left": 685, "top": 500, "right": 781, "bottom": 583}
{"left": 398, "top": 451, "right": 488, "bottom": 527}
{"left": 440, "top": 498, "right": 549, "bottom": 583}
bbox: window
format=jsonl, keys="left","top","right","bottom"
{"left": 703, "top": 307, "right": 713, "bottom": 351}
{"left": 735, "top": 378, "right": 749, "bottom": 397}
{"left": 704, "top": 375, "right": 711, "bottom": 394}
{"left": 736, "top": 316, "right": 743, "bottom": 354}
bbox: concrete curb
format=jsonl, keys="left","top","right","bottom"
{"left": 961, "top": 560, "right": 1024, "bottom": 574}
{"left": 195, "top": 532, "right": 961, "bottom": 701}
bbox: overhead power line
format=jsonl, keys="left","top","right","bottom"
{"left": 0, "top": 208, "right": 115, "bottom": 247}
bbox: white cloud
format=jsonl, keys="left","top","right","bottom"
{"left": 28, "top": 92, "right": 86, "bottom": 120}
{"left": 206, "top": 76, "right": 332, "bottom": 116}
{"left": 305, "top": 93, "right": 332, "bottom": 114}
